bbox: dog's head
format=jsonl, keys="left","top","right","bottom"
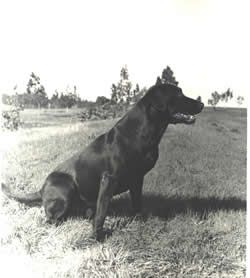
{"left": 146, "top": 83, "right": 204, "bottom": 124}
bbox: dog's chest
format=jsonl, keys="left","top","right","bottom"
{"left": 133, "top": 148, "right": 159, "bottom": 174}
{"left": 144, "top": 148, "right": 159, "bottom": 165}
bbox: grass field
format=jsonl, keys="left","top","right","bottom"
{"left": 19, "top": 108, "right": 84, "bottom": 128}
{"left": 0, "top": 107, "right": 246, "bottom": 277}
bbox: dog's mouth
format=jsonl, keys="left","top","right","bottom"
{"left": 170, "top": 112, "right": 196, "bottom": 125}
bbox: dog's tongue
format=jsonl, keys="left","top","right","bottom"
{"left": 185, "top": 114, "right": 196, "bottom": 124}
{"left": 173, "top": 113, "right": 196, "bottom": 124}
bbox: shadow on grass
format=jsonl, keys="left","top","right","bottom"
{"left": 109, "top": 193, "right": 246, "bottom": 219}
{"left": 67, "top": 194, "right": 246, "bottom": 248}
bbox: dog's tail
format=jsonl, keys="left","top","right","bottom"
{"left": 1, "top": 183, "right": 42, "bottom": 206}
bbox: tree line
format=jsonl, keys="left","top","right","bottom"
{"left": 1, "top": 65, "right": 245, "bottom": 131}
{"left": 2, "top": 72, "right": 94, "bottom": 109}
{"left": 2, "top": 67, "right": 245, "bottom": 111}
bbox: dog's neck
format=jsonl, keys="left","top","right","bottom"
{"left": 115, "top": 102, "right": 169, "bottom": 151}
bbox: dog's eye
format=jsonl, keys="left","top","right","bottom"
{"left": 176, "top": 93, "right": 183, "bottom": 98}
{"left": 176, "top": 88, "right": 183, "bottom": 97}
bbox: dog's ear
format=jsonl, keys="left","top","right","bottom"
{"left": 155, "top": 77, "right": 162, "bottom": 85}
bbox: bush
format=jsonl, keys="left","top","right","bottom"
{"left": 2, "top": 106, "right": 22, "bottom": 131}
{"left": 78, "top": 103, "right": 130, "bottom": 122}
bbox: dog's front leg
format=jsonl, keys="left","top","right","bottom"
{"left": 93, "top": 172, "right": 117, "bottom": 241}
{"left": 129, "top": 176, "right": 144, "bottom": 215}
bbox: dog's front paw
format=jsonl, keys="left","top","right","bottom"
{"left": 91, "top": 228, "right": 112, "bottom": 242}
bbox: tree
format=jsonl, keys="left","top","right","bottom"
{"left": 96, "top": 96, "right": 110, "bottom": 106}
{"left": 208, "top": 89, "right": 233, "bottom": 110}
{"left": 132, "top": 83, "right": 140, "bottom": 100}
{"left": 26, "top": 72, "right": 48, "bottom": 108}
{"left": 52, "top": 86, "right": 82, "bottom": 108}
{"left": 34, "top": 85, "right": 48, "bottom": 108}
{"left": 27, "top": 72, "right": 39, "bottom": 94}
{"left": 161, "top": 66, "right": 178, "bottom": 86}
{"left": 208, "top": 91, "right": 220, "bottom": 110}
{"left": 111, "top": 82, "right": 124, "bottom": 104}
{"left": 58, "top": 92, "right": 76, "bottom": 108}
{"left": 237, "top": 96, "right": 244, "bottom": 105}
{"left": 220, "top": 88, "right": 233, "bottom": 103}
{"left": 50, "top": 91, "right": 60, "bottom": 108}
{"left": 111, "top": 84, "right": 118, "bottom": 104}
{"left": 120, "top": 66, "right": 129, "bottom": 80}
{"left": 111, "top": 65, "right": 134, "bottom": 104}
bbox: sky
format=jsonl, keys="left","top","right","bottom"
{"left": 0, "top": 0, "right": 249, "bottom": 106}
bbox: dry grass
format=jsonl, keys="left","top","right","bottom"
{"left": 0, "top": 107, "right": 246, "bottom": 277}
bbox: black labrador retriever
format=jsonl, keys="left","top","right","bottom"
{"left": 2, "top": 83, "right": 204, "bottom": 241}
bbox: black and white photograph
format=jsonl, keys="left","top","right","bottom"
{"left": 0, "top": 0, "right": 247, "bottom": 277}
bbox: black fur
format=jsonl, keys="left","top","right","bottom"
{"left": 2, "top": 83, "right": 204, "bottom": 241}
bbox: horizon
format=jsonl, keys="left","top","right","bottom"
{"left": 0, "top": 0, "right": 249, "bottom": 107}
